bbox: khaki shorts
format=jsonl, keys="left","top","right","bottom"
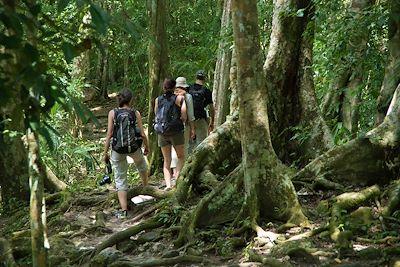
{"left": 158, "top": 131, "right": 185, "bottom": 147}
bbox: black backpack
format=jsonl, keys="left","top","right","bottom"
{"left": 112, "top": 108, "right": 142, "bottom": 154}
{"left": 189, "top": 85, "right": 206, "bottom": 119}
{"left": 153, "top": 94, "right": 184, "bottom": 135}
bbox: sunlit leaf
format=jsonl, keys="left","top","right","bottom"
{"left": 296, "top": 8, "right": 305, "bottom": 17}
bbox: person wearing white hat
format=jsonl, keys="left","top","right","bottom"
{"left": 170, "top": 77, "right": 196, "bottom": 184}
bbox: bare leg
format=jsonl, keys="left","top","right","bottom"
{"left": 139, "top": 171, "right": 148, "bottom": 186}
{"left": 161, "top": 145, "right": 173, "bottom": 188}
{"left": 173, "top": 144, "right": 185, "bottom": 181}
{"left": 117, "top": 190, "right": 128, "bottom": 211}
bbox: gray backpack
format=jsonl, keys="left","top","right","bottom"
{"left": 112, "top": 108, "right": 142, "bottom": 154}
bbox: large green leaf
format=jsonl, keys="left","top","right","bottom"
{"left": 89, "top": 3, "right": 110, "bottom": 35}
{"left": 61, "top": 42, "right": 78, "bottom": 63}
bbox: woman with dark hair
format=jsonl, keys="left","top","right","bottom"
{"left": 154, "top": 78, "right": 187, "bottom": 190}
{"left": 103, "top": 88, "right": 149, "bottom": 219}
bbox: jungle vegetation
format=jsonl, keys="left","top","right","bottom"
{"left": 1, "top": 0, "right": 400, "bottom": 266}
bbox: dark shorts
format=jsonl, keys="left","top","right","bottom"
{"left": 158, "top": 131, "right": 185, "bottom": 147}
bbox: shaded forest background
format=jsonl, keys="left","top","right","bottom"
{"left": 1, "top": 0, "right": 400, "bottom": 266}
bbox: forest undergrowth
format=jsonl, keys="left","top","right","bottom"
{"left": 1, "top": 96, "right": 400, "bottom": 267}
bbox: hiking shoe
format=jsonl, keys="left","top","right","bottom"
{"left": 116, "top": 210, "right": 128, "bottom": 219}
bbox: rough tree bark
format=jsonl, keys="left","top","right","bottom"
{"left": 321, "top": 0, "right": 374, "bottom": 135}
{"left": 232, "top": 0, "right": 307, "bottom": 224}
{"left": 147, "top": 0, "right": 169, "bottom": 174}
{"left": 264, "top": 0, "right": 332, "bottom": 165}
{"left": 294, "top": 82, "right": 400, "bottom": 187}
{"left": 27, "top": 131, "right": 49, "bottom": 266}
{"left": 294, "top": 1, "right": 400, "bottom": 187}
{"left": 212, "top": 0, "right": 232, "bottom": 128}
{"left": 375, "top": 0, "right": 400, "bottom": 125}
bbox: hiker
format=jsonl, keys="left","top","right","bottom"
{"left": 170, "top": 76, "right": 196, "bottom": 183}
{"left": 154, "top": 78, "right": 187, "bottom": 190}
{"left": 103, "top": 88, "right": 149, "bottom": 219}
{"left": 188, "top": 70, "right": 214, "bottom": 153}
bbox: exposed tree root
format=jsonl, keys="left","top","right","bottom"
{"left": 176, "top": 116, "right": 241, "bottom": 203}
{"left": 108, "top": 254, "right": 215, "bottom": 266}
{"left": 286, "top": 225, "right": 329, "bottom": 241}
{"left": 44, "top": 165, "right": 67, "bottom": 193}
{"left": 94, "top": 217, "right": 163, "bottom": 255}
{"left": 127, "top": 185, "right": 172, "bottom": 200}
{"left": 174, "top": 165, "right": 243, "bottom": 247}
{"left": 293, "top": 138, "right": 390, "bottom": 186}
{"left": 248, "top": 249, "right": 292, "bottom": 267}
{"left": 383, "top": 179, "right": 400, "bottom": 216}
{"left": 356, "top": 236, "right": 400, "bottom": 244}
{"left": 330, "top": 185, "right": 381, "bottom": 247}
{"left": 126, "top": 205, "right": 159, "bottom": 224}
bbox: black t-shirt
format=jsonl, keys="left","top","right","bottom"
{"left": 189, "top": 83, "right": 213, "bottom": 119}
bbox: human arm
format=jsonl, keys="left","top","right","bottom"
{"left": 135, "top": 110, "right": 149, "bottom": 155}
{"left": 208, "top": 103, "right": 215, "bottom": 132}
{"left": 185, "top": 94, "right": 196, "bottom": 139}
{"left": 204, "top": 88, "right": 215, "bottom": 132}
{"left": 176, "top": 95, "right": 187, "bottom": 124}
{"left": 103, "top": 109, "right": 115, "bottom": 162}
{"left": 154, "top": 97, "right": 158, "bottom": 115}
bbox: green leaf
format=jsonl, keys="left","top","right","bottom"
{"left": 62, "top": 42, "right": 78, "bottom": 63}
{"left": 57, "top": 0, "right": 70, "bottom": 12}
{"left": 296, "top": 8, "right": 305, "bottom": 17}
{"left": 89, "top": 3, "right": 110, "bottom": 35}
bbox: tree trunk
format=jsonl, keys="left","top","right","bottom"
{"left": 212, "top": 0, "right": 232, "bottom": 128}
{"left": 101, "top": 49, "right": 109, "bottom": 99}
{"left": 232, "top": 0, "right": 307, "bottom": 224}
{"left": 375, "top": 0, "right": 400, "bottom": 124}
{"left": 147, "top": 0, "right": 169, "bottom": 174}
{"left": 0, "top": 0, "right": 30, "bottom": 210}
{"left": 27, "top": 131, "right": 48, "bottom": 267}
{"left": 294, "top": 82, "right": 400, "bottom": 187}
{"left": 321, "top": 0, "right": 373, "bottom": 135}
{"left": 264, "top": 0, "right": 332, "bottom": 165}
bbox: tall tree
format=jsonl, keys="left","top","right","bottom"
{"left": 375, "top": 0, "right": 400, "bottom": 124}
{"left": 321, "top": 0, "right": 374, "bottom": 135}
{"left": 264, "top": 0, "right": 332, "bottom": 165}
{"left": 147, "top": 0, "right": 169, "bottom": 174}
{"left": 232, "top": 0, "right": 307, "bottom": 225}
{"left": 212, "top": 0, "right": 233, "bottom": 128}
{"left": 0, "top": 0, "right": 31, "bottom": 209}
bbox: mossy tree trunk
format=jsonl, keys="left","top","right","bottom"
{"left": 147, "top": 0, "right": 169, "bottom": 175}
{"left": 264, "top": 0, "right": 332, "bottom": 165}
{"left": 375, "top": 0, "right": 400, "bottom": 125}
{"left": 232, "top": 0, "right": 307, "bottom": 224}
{"left": 212, "top": 0, "right": 232, "bottom": 129}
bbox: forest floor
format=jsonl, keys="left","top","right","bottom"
{"left": 1, "top": 94, "right": 400, "bottom": 266}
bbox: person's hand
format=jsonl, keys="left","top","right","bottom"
{"left": 191, "top": 129, "right": 196, "bottom": 141}
{"left": 143, "top": 146, "right": 149, "bottom": 156}
{"left": 103, "top": 153, "right": 110, "bottom": 163}
{"left": 208, "top": 123, "right": 214, "bottom": 134}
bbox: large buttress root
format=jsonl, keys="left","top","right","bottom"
{"left": 176, "top": 116, "right": 241, "bottom": 203}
